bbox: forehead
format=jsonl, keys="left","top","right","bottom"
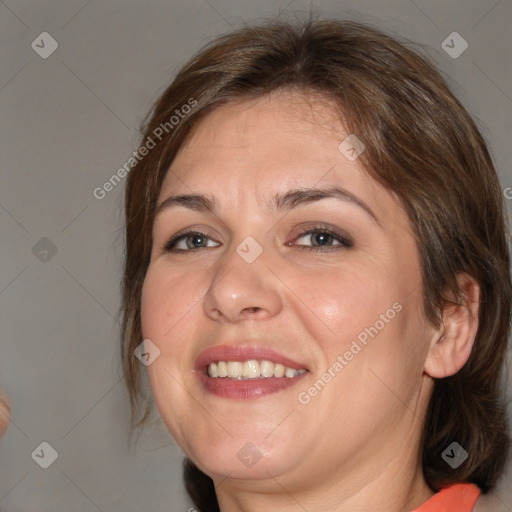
{"left": 181, "top": 90, "right": 344, "bottom": 149}
{"left": 157, "top": 90, "right": 406, "bottom": 232}
{"left": 161, "top": 90, "right": 370, "bottom": 190}
{"left": 180, "top": 90, "right": 345, "bottom": 159}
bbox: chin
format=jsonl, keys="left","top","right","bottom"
{"left": 183, "top": 430, "right": 302, "bottom": 482}
{"left": 193, "top": 450, "right": 294, "bottom": 482}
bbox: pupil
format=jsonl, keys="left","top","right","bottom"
{"left": 314, "top": 233, "right": 330, "bottom": 246}
{"left": 191, "top": 235, "right": 204, "bottom": 247}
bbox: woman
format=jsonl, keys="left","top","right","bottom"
{"left": 120, "top": 18, "right": 511, "bottom": 511}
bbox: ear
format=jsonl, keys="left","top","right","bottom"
{"left": 424, "top": 273, "right": 480, "bottom": 379}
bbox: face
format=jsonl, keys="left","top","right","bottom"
{"left": 141, "top": 90, "right": 434, "bottom": 491}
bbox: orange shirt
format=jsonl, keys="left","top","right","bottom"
{"left": 413, "top": 483, "right": 481, "bottom": 512}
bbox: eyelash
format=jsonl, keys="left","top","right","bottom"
{"left": 163, "top": 225, "right": 353, "bottom": 254}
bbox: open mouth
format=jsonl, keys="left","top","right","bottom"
{"left": 195, "top": 345, "right": 310, "bottom": 399}
{"left": 207, "top": 359, "right": 307, "bottom": 379}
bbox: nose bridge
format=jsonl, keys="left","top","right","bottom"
{"left": 203, "top": 234, "right": 282, "bottom": 322}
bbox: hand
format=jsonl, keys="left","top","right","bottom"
{"left": 0, "top": 391, "right": 11, "bottom": 437}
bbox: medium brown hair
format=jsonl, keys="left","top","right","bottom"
{"left": 121, "top": 17, "right": 511, "bottom": 510}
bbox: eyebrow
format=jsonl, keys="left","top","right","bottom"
{"left": 154, "top": 186, "right": 380, "bottom": 226}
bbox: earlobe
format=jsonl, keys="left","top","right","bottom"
{"left": 424, "top": 274, "right": 480, "bottom": 379}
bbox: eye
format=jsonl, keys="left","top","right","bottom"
{"left": 163, "top": 231, "right": 220, "bottom": 252}
{"left": 162, "top": 226, "right": 352, "bottom": 254}
{"left": 290, "top": 226, "right": 353, "bottom": 251}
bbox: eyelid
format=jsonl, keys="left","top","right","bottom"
{"left": 162, "top": 228, "right": 220, "bottom": 252}
{"left": 288, "top": 224, "right": 353, "bottom": 250}
{"left": 162, "top": 223, "right": 353, "bottom": 254}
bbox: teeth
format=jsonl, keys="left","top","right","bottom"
{"left": 260, "top": 360, "right": 274, "bottom": 377}
{"left": 207, "top": 360, "right": 306, "bottom": 379}
{"left": 227, "top": 361, "right": 243, "bottom": 378}
{"left": 217, "top": 361, "right": 228, "bottom": 378}
{"left": 273, "top": 363, "right": 285, "bottom": 378}
{"left": 284, "top": 367, "right": 297, "bottom": 378}
{"left": 208, "top": 362, "right": 218, "bottom": 378}
{"left": 243, "top": 360, "right": 260, "bottom": 379}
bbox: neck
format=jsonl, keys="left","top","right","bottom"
{"left": 215, "top": 463, "right": 433, "bottom": 512}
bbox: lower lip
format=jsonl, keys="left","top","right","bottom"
{"left": 197, "top": 370, "right": 308, "bottom": 399}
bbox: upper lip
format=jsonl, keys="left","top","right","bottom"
{"left": 195, "top": 344, "right": 309, "bottom": 371}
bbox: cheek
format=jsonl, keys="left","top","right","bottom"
{"left": 290, "top": 258, "right": 426, "bottom": 395}
{"left": 289, "top": 264, "right": 396, "bottom": 348}
{"left": 141, "top": 264, "right": 204, "bottom": 340}
{"left": 140, "top": 264, "right": 209, "bottom": 393}
{"left": 140, "top": 266, "right": 203, "bottom": 440}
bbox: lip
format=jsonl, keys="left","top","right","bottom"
{"left": 195, "top": 344, "right": 309, "bottom": 372}
{"left": 195, "top": 344, "right": 310, "bottom": 400}
{"left": 197, "top": 370, "right": 308, "bottom": 399}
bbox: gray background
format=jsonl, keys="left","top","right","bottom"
{"left": 1, "top": 0, "right": 511, "bottom": 511}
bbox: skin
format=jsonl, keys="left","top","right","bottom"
{"left": 0, "top": 391, "right": 10, "bottom": 437}
{"left": 141, "top": 89, "right": 480, "bottom": 511}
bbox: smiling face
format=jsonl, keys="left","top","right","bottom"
{"left": 141, "top": 89, "right": 437, "bottom": 496}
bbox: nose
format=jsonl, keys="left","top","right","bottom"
{"left": 203, "top": 244, "right": 283, "bottom": 323}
